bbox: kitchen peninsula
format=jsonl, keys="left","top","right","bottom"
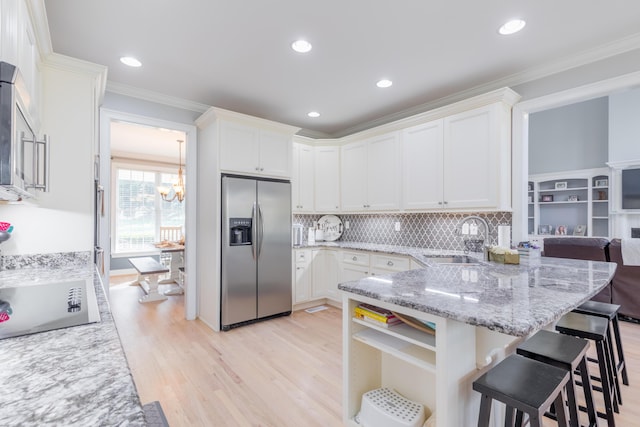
{"left": 338, "top": 254, "right": 616, "bottom": 426}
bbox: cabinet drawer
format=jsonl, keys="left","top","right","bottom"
{"left": 342, "top": 251, "right": 370, "bottom": 266}
{"left": 371, "top": 254, "right": 410, "bottom": 272}
{"left": 295, "top": 250, "right": 311, "bottom": 264}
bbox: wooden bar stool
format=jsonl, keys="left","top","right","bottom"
{"left": 473, "top": 354, "right": 570, "bottom": 427}
{"left": 517, "top": 329, "right": 598, "bottom": 427}
{"left": 556, "top": 312, "right": 618, "bottom": 427}
{"left": 573, "top": 300, "right": 629, "bottom": 393}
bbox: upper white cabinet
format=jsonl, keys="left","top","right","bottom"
{"left": 1, "top": 0, "right": 41, "bottom": 128}
{"left": 315, "top": 145, "right": 341, "bottom": 212}
{"left": 402, "top": 101, "right": 513, "bottom": 211}
{"left": 341, "top": 132, "right": 401, "bottom": 211}
{"left": 402, "top": 120, "right": 444, "bottom": 210}
{"left": 292, "top": 142, "right": 314, "bottom": 212}
{"left": 219, "top": 120, "right": 293, "bottom": 178}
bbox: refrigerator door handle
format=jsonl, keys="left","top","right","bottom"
{"left": 251, "top": 202, "right": 258, "bottom": 260}
{"left": 257, "top": 203, "right": 264, "bottom": 259}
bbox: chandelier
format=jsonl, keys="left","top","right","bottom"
{"left": 158, "top": 139, "right": 185, "bottom": 203}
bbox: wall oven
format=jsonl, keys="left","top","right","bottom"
{"left": 0, "top": 61, "right": 49, "bottom": 201}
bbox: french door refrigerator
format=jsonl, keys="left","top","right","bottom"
{"left": 221, "top": 175, "right": 292, "bottom": 330}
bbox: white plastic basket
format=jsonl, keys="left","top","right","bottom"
{"left": 360, "top": 387, "right": 426, "bottom": 427}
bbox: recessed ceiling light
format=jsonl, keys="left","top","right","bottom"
{"left": 498, "top": 19, "right": 526, "bottom": 35}
{"left": 308, "top": 111, "right": 320, "bottom": 118}
{"left": 291, "top": 40, "right": 312, "bottom": 53}
{"left": 120, "top": 56, "right": 142, "bottom": 67}
{"left": 376, "top": 79, "right": 393, "bottom": 88}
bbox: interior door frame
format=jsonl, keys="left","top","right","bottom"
{"left": 99, "top": 108, "right": 198, "bottom": 320}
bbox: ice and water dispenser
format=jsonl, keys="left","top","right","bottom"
{"left": 229, "top": 218, "right": 252, "bottom": 245}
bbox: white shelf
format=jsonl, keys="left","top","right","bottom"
{"left": 593, "top": 200, "right": 609, "bottom": 203}
{"left": 352, "top": 327, "right": 437, "bottom": 373}
{"left": 352, "top": 317, "right": 436, "bottom": 351}
{"left": 539, "top": 186, "right": 588, "bottom": 192}
{"left": 539, "top": 201, "right": 588, "bottom": 205}
{"left": 593, "top": 217, "right": 609, "bottom": 220}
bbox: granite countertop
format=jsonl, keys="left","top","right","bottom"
{"left": 294, "top": 241, "right": 482, "bottom": 266}
{"left": 338, "top": 251, "right": 617, "bottom": 337}
{"left": 0, "top": 265, "right": 146, "bottom": 426}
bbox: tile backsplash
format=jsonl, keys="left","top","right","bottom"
{"left": 293, "top": 212, "right": 512, "bottom": 250}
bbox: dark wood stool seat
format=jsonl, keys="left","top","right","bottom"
{"left": 517, "top": 330, "right": 597, "bottom": 427}
{"left": 556, "top": 312, "right": 618, "bottom": 427}
{"left": 574, "top": 300, "right": 629, "bottom": 392}
{"left": 473, "top": 354, "right": 570, "bottom": 427}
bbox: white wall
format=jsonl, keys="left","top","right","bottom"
{"left": 0, "top": 56, "right": 105, "bottom": 255}
{"left": 609, "top": 87, "right": 640, "bottom": 162}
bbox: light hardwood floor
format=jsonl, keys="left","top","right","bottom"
{"left": 110, "top": 279, "right": 640, "bottom": 427}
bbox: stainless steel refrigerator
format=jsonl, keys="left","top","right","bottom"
{"left": 221, "top": 175, "right": 292, "bottom": 330}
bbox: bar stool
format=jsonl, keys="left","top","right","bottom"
{"left": 573, "top": 300, "right": 629, "bottom": 392}
{"left": 516, "top": 329, "right": 598, "bottom": 427}
{"left": 556, "top": 312, "right": 618, "bottom": 427}
{"left": 473, "top": 354, "right": 570, "bottom": 427}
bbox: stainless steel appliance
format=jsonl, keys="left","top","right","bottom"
{"left": 0, "top": 61, "right": 49, "bottom": 201}
{"left": 221, "top": 175, "right": 292, "bottom": 330}
{"left": 0, "top": 279, "right": 101, "bottom": 340}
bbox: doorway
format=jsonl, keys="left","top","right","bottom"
{"left": 99, "top": 109, "right": 197, "bottom": 320}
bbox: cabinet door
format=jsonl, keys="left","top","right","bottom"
{"left": 402, "top": 121, "right": 444, "bottom": 210}
{"left": 293, "top": 143, "right": 314, "bottom": 212}
{"left": 367, "top": 132, "right": 401, "bottom": 210}
{"left": 340, "top": 264, "right": 369, "bottom": 283}
{"left": 294, "top": 250, "right": 312, "bottom": 304}
{"left": 259, "top": 130, "right": 291, "bottom": 178}
{"left": 315, "top": 146, "right": 341, "bottom": 212}
{"left": 219, "top": 121, "right": 259, "bottom": 174}
{"left": 443, "top": 105, "right": 498, "bottom": 209}
{"left": 311, "top": 250, "right": 328, "bottom": 298}
{"left": 324, "top": 250, "right": 340, "bottom": 301}
{"left": 341, "top": 141, "right": 368, "bottom": 211}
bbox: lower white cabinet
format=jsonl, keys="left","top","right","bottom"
{"left": 311, "top": 249, "right": 340, "bottom": 300}
{"left": 294, "top": 249, "right": 415, "bottom": 306}
{"left": 294, "top": 249, "right": 313, "bottom": 304}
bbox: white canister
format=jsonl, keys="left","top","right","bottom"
{"left": 315, "top": 228, "right": 324, "bottom": 242}
{"left": 307, "top": 227, "right": 316, "bottom": 245}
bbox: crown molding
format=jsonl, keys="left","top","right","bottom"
{"left": 195, "top": 106, "right": 301, "bottom": 135}
{"left": 27, "top": 0, "right": 53, "bottom": 60}
{"left": 332, "top": 33, "right": 640, "bottom": 138}
{"left": 106, "top": 81, "right": 210, "bottom": 114}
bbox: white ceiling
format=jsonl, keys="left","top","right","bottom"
{"left": 110, "top": 121, "right": 186, "bottom": 164}
{"left": 43, "top": 1, "right": 640, "bottom": 138}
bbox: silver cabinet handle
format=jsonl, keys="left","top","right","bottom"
{"left": 255, "top": 167, "right": 260, "bottom": 171}
{"left": 443, "top": 201, "right": 448, "bottom": 204}
{"left": 387, "top": 261, "right": 394, "bottom": 266}
{"left": 352, "top": 256, "right": 357, "bottom": 261}
{"left": 438, "top": 201, "right": 443, "bottom": 205}
{"left": 260, "top": 167, "right": 264, "bottom": 171}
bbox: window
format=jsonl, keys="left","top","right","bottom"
{"left": 114, "top": 164, "right": 185, "bottom": 254}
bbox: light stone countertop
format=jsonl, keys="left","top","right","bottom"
{"left": 0, "top": 264, "right": 146, "bottom": 427}
{"left": 295, "top": 241, "right": 617, "bottom": 337}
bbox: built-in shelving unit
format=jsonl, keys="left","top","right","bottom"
{"left": 343, "top": 294, "right": 480, "bottom": 427}
{"left": 528, "top": 168, "right": 610, "bottom": 238}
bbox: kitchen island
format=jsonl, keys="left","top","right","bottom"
{"left": 0, "top": 259, "right": 146, "bottom": 426}
{"left": 338, "top": 254, "right": 616, "bottom": 427}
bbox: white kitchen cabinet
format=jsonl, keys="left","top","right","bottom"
{"left": 314, "top": 145, "right": 341, "bottom": 212}
{"left": 341, "top": 132, "right": 401, "bottom": 212}
{"left": 1, "top": 0, "right": 41, "bottom": 128}
{"left": 402, "top": 120, "right": 444, "bottom": 210}
{"left": 369, "top": 253, "right": 411, "bottom": 276}
{"left": 292, "top": 143, "right": 314, "bottom": 212}
{"left": 340, "top": 250, "right": 370, "bottom": 282}
{"left": 442, "top": 103, "right": 509, "bottom": 210}
{"left": 219, "top": 120, "right": 292, "bottom": 178}
{"left": 312, "top": 249, "right": 340, "bottom": 300}
{"left": 402, "top": 103, "right": 512, "bottom": 211}
{"left": 294, "top": 249, "right": 313, "bottom": 304}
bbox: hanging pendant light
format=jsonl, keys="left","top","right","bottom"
{"left": 158, "top": 139, "right": 185, "bottom": 202}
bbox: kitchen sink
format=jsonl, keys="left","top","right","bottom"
{"left": 424, "top": 255, "right": 480, "bottom": 264}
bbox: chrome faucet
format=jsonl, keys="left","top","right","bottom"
{"left": 457, "top": 215, "right": 490, "bottom": 253}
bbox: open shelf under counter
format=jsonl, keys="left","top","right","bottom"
{"left": 352, "top": 320, "right": 437, "bottom": 372}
